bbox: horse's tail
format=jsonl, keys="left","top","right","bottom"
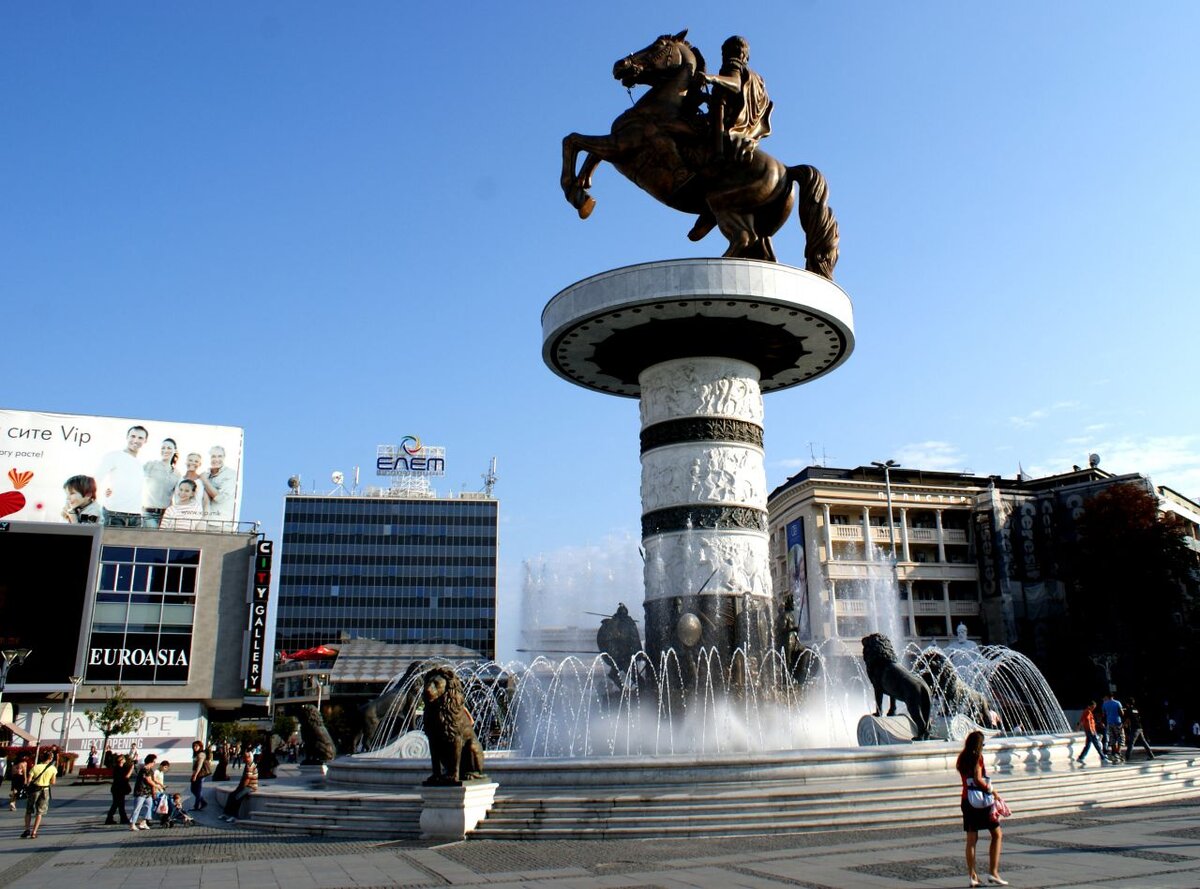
{"left": 788, "top": 164, "right": 840, "bottom": 280}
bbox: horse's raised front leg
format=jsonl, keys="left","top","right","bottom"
{"left": 562, "top": 132, "right": 619, "bottom": 219}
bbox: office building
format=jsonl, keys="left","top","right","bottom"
{"left": 274, "top": 491, "right": 498, "bottom": 660}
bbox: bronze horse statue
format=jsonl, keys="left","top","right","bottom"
{"left": 561, "top": 30, "right": 839, "bottom": 277}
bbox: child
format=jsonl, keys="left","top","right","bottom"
{"left": 165, "top": 792, "right": 194, "bottom": 827}
{"left": 61, "top": 475, "right": 103, "bottom": 524}
{"left": 161, "top": 478, "right": 204, "bottom": 530}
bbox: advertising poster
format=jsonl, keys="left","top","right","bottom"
{"left": 786, "top": 518, "right": 810, "bottom": 638}
{"left": 0, "top": 409, "right": 244, "bottom": 526}
{"left": 14, "top": 702, "right": 201, "bottom": 756}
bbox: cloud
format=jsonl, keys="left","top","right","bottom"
{"left": 894, "top": 440, "right": 967, "bottom": 472}
{"left": 1031, "top": 434, "right": 1200, "bottom": 499}
{"left": 1008, "top": 400, "right": 1081, "bottom": 429}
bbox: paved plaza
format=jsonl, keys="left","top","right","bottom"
{"left": 2, "top": 777, "right": 1200, "bottom": 889}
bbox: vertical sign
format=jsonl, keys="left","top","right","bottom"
{"left": 786, "top": 518, "right": 810, "bottom": 638}
{"left": 245, "top": 539, "right": 272, "bottom": 693}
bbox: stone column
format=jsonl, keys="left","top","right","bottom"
{"left": 639, "top": 357, "right": 771, "bottom": 666}
{"left": 899, "top": 507, "right": 911, "bottom": 562}
{"left": 862, "top": 507, "right": 874, "bottom": 561}
{"left": 935, "top": 509, "right": 946, "bottom": 563}
{"left": 822, "top": 503, "right": 833, "bottom": 561}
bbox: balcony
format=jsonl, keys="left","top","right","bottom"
{"left": 824, "top": 560, "right": 978, "bottom": 582}
{"left": 827, "top": 525, "right": 967, "bottom": 544}
{"left": 835, "top": 598, "right": 980, "bottom": 617}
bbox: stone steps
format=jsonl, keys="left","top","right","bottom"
{"left": 469, "top": 753, "right": 1200, "bottom": 839}
{"left": 234, "top": 744, "right": 1200, "bottom": 841}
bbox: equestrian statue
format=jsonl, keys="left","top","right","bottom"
{"left": 561, "top": 31, "right": 839, "bottom": 277}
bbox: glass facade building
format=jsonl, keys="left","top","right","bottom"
{"left": 274, "top": 494, "right": 498, "bottom": 659}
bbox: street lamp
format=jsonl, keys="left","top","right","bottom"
{"left": 871, "top": 460, "right": 904, "bottom": 637}
{"left": 0, "top": 649, "right": 32, "bottom": 719}
{"left": 870, "top": 460, "right": 900, "bottom": 564}
{"left": 61, "top": 675, "right": 84, "bottom": 753}
{"left": 35, "top": 705, "right": 50, "bottom": 757}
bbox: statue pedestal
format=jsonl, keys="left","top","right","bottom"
{"left": 419, "top": 781, "right": 498, "bottom": 841}
{"left": 543, "top": 259, "right": 854, "bottom": 665}
{"left": 857, "top": 714, "right": 919, "bottom": 746}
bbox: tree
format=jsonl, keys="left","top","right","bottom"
{"left": 84, "top": 687, "right": 144, "bottom": 763}
{"left": 1061, "top": 482, "right": 1197, "bottom": 707}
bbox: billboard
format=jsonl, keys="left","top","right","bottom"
{"left": 786, "top": 518, "right": 810, "bottom": 638}
{"left": 0, "top": 523, "right": 98, "bottom": 685}
{"left": 0, "top": 409, "right": 244, "bottom": 526}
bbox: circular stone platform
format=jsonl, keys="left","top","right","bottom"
{"left": 542, "top": 258, "right": 855, "bottom": 397}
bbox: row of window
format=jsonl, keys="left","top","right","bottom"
{"left": 283, "top": 523, "right": 494, "bottom": 537}
{"left": 282, "top": 544, "right": 496, "bottom": 559}
{"left": 285, "top": 510, "right": 496, "bottom": 525}
{"left": 277, "top": 593, "right": 493, "bottom": 607}
{"left": 99, "top": 562, "right": 198, "bottom": 595}
{"left": 100, "top": 546, "right": 201, "bottom": 565}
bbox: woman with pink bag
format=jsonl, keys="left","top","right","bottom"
{"left": 956, "top": 731, "right": 1009, "bottom": 886}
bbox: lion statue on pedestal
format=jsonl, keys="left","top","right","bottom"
{"left": 420, "top": 666, "right": 486, "bottom": 785}
{"left": 861, "top": 633, "right": 933, "bottom": 741}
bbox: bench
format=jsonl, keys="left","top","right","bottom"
{"left": 78, "top": 767, "right": 112, "bottom": 783}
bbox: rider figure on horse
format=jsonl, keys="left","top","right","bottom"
{"left": 704, "top": 36, "right": 773, "bottom": 165}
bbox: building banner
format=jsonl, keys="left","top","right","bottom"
{"left": 786, "top": 518, "right": 809, "bottom": 638}
{"left": 13, "top": 702, "right": 201, "bottom": 757}
{"left": 0, "top": 409, "right": 244, "bottom": 526}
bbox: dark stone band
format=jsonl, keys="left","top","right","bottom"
{"left": 640, "top": 418, "right": 764, "bottom": 454}
{"left": 641, "top": 505, "right": 768, "bottom": 537}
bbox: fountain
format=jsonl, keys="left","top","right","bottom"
{"left": 307, "top": 31, "right": 1200, "bottom": 839}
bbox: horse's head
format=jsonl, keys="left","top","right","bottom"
{"left": 613, "top": 29, "right": 698, "bottom": 89}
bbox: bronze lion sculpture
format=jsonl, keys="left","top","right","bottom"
{"left": 421, "top": 666, "right": 486, "bottom": 785}
{"left": 861, "top": 633, "right": 933, "bottom": 740}
{"left": 914, "top": 648, "right": 995, "bottom": 728}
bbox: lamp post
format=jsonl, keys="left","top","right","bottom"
{"left": 35, "top": 705, "right": 50, "bottom": 757}
{"left": 0, "top": 648, "right": 32, "bottom": 720}
{"left": 871, "top": 460, "right": 904, "bottom": 637}
{"left": 61, "top": 675, "right": 84, "bottom": 753}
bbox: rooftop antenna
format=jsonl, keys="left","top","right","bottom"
{"left": 482, "top": 457, "right": 499, "bottom": 497}
{"left": 353, "top": 466, "right": 360, "bottom": 492}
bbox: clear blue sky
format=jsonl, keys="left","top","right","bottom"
{"left": 4, "top": 3, "right": 1198, "bottom": 658}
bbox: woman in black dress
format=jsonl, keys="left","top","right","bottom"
{"left": 957, "top": 731, "right": 1007, "bottom": 886}
{"left": 104, "top": 754, "right": 134, "bottom": 825}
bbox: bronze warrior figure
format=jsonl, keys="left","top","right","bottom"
{"left": 561, "top": 30, "right": 839, "bottom": 276}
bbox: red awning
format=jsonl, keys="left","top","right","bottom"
{"left": 280, "top": 645, "right": 338, "bottom": 661}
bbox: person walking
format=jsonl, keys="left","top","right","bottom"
{"left": 1102, "top": 693, "right": 1125, "bottom": 763}
{"left": 957, "top": 731, "right": 1007, "bottom": 886}
{"left": 213, "top": 742, "right": 229, "bottom": 782}
{"left": 128, "top": 755, "right": 159, "bottom": 830}
{"left": 104, "top": 754, "right": 134, "bottom": 825}
{"left": 7, "top": 755, "right": 28, "bottom": 811}
{"left": 1076, "top": 701, "right": 1103, "bottom": 764}
{"left": 219, "top": 750, "right": 258, "bottom": 824}
{"left": 1125, "top": 698, "right": 1155, "bottom": 761}
{"left": 21, "top": 750, "right": 57, "bottom": 839}
{"left": 189, "top": 741, "right": 211, "bottom": 810}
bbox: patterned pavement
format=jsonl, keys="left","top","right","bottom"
{"left": 2, "top": 779, "right": 1200, "bottom": 888}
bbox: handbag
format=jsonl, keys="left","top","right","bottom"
{"left": 966, "top": 779, "right": 994, "bottom": 809}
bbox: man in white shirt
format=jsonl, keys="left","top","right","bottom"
{"left": 199, "top": 446, "right": 237, "bottom": 521}
{"left": 96, "top": 426, "right": 148, "bottom": 526}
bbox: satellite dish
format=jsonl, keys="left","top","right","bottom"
{"left": 331, "top": 471, "right": 345, "bottom": 486}
{"left": 287, "top": 476, "right": 301, "bottom": 493}
{"left": 1088, "top": 453, "right": 1101, "bottom": 468}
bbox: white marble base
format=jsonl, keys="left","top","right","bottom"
{"left": 857, "top": 714, "right": 919, "bottom": 745}
{"left": 419, "top": 781, "right": 499, "bottom": 841}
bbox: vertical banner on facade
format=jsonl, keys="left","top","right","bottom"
{"left": 786, "top": 518, "right": 810, "bottom": 638}
{"left": 245, "top": 539, "right": 272, "bottom": 693}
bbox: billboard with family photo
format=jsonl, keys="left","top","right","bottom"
{"left": 0, "top": 408, "right": 244, "bottom": 527}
